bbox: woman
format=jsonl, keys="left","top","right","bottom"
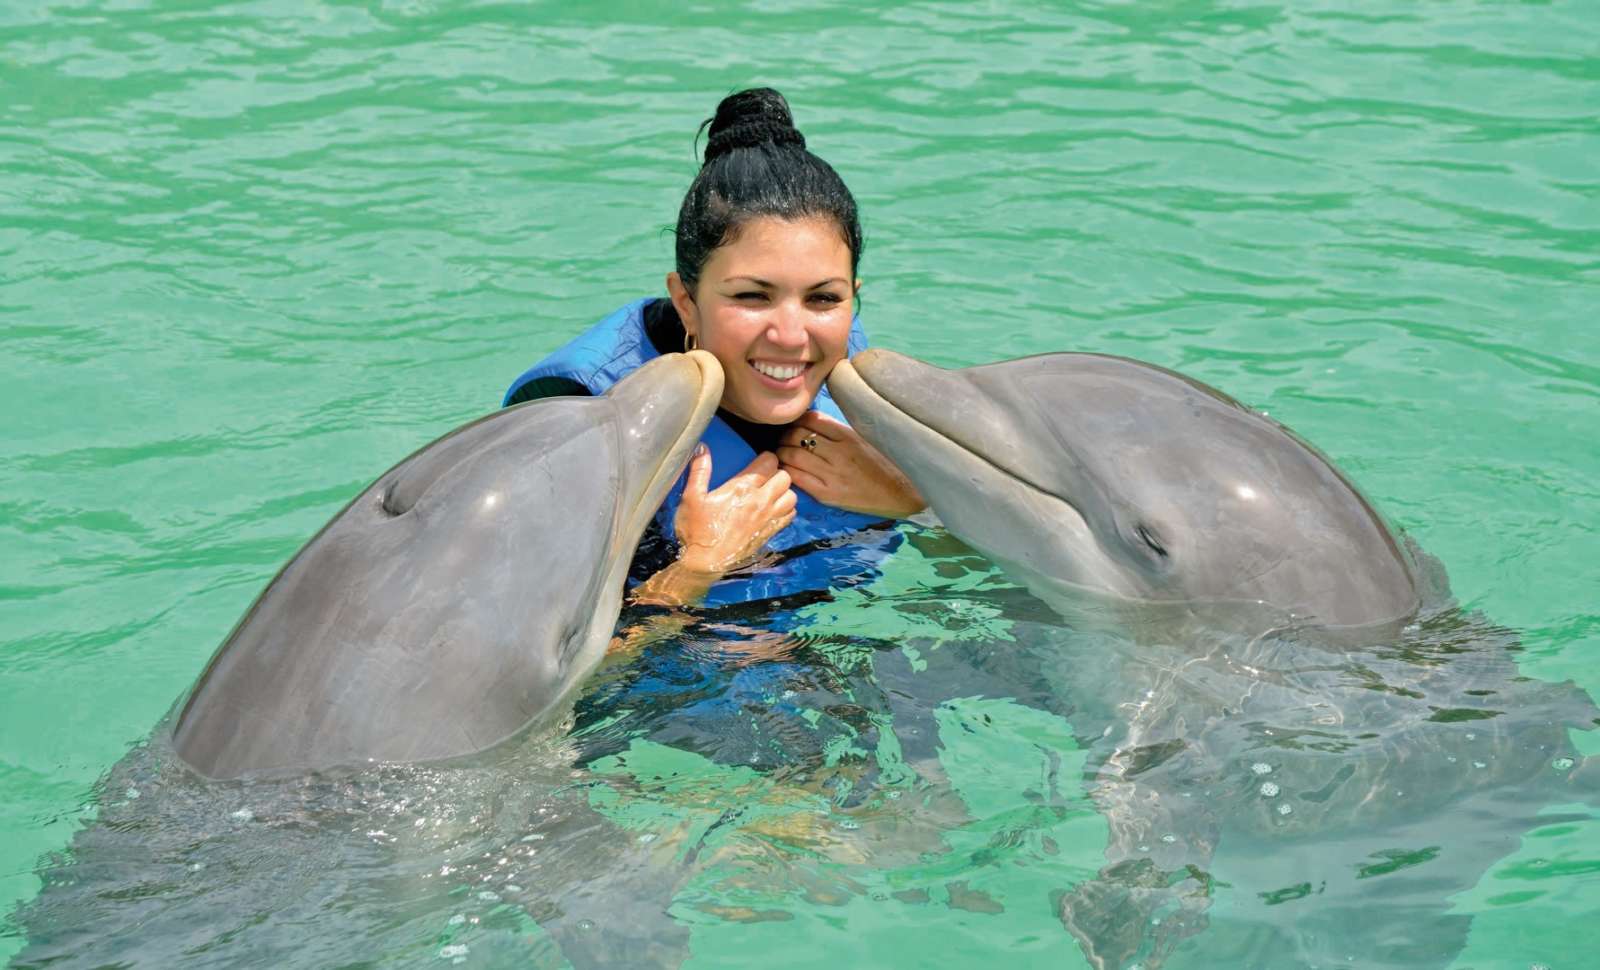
{"left": 504, "top": 88, "right": 923, "bottom": 607}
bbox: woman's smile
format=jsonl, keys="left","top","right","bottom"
{"left": 749, "top": 358, "right": 811, "bottom": 387}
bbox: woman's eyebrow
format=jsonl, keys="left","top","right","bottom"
{"left": 719, "top": 276, "right": 849, "bottom": 288}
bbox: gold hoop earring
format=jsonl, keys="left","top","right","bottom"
{"left": 684, "top": 331, "right": 698, "bottom": 353}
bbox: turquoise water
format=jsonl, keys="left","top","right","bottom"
{"left": 3, "top": 1, "right": 1597, "bottom": 967}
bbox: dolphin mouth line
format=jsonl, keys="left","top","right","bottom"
{"left": 839, "top": 360, "right": 1091, "bottom": 528}
{"left": 552, "top": 351, "right": 721, "bottom": 689}
{"left": 615, "top": 351, "right": 723, "bottom": 555}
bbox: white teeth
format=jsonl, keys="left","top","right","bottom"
{"left": 752, "top": 361, "right": 806, "bottom": 381}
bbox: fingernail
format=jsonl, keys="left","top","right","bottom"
{"left": 693, "top": 443, "right": 708, "bottom": 458}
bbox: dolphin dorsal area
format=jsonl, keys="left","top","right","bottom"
{"left": 829, "top": 349, "right": 1421, "bottom": 632}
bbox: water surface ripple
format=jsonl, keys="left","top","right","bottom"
{"left": 3, "top": 1, "right": 1597, "bottom": 968}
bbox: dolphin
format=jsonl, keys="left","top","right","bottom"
{"left": 171, "top": 349, "right": 723, "bottom": 780}
{"left": 828, "top": 349, "right": 1420, "bottom": 633}
{"left": 828, "top": 349, "right": 1597, "bottom": 970}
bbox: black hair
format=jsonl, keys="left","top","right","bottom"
{"left": 674, "top": 88, "right": 863, "bottom": 294}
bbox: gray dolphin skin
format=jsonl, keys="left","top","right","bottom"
{"left": 831, "top": 349, "right": 1599, "bottom": 970}
{"left": 171, "top": 350, "right": 723, "bottom": 780}
{"left": 829, "top": 348, "right": 1421, "bottom": 633}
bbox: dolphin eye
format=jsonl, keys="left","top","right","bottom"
{"left": 1135, "top": 524, "right": 1169, "bottom": 558}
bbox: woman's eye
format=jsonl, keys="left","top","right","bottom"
{"left": 808, "top": 292, "right": 844, "bottom": 305}
{"left": 735, "top": 291, "right": 768, "bottom": 302}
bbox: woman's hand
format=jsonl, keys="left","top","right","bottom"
{"left": 630, "top": 446, "right": 796, "bottom": 608}
{"left": 777, "top": 411, "right": 926, "bottom": 520}
{"left": 674, "top": 445, "right": 797, "bottom": 574}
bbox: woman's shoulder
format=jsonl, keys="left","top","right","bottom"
{"left": 502, "top": 298, "right": 665, "bottom": 406}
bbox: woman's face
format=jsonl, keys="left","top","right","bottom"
{"left": 668, "top": 215, "right": 856, "bottom": 426}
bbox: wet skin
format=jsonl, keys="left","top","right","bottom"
{"left": 172, "top": 351, "right": 723, "bottom": 779}
{"left": 828, "top": 349, "right": 1420, "bottom": 633}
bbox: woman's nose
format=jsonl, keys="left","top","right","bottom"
{"left": 764, "top": 301, "right": 808, "bottom": 348}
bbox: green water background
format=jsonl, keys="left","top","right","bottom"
{"left": 3, "top": 0, "right": 1597, "bottom": 965}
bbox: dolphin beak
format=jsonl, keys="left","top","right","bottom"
{"left": 831, "top": 349, "right": 1008, "bottom": 469}
{"left": 684, "top": 348, "right": 724, "bottom": 406}
{"left": 605, "top": 350, "right": 724, "bottom": 546}
{"left": 834, "top": 349, "right": 989, "bottom": 432}
{"left": 835, "top": 349, "right": 1067, "bottom": 503}
{"left": 828, "top": 350, "right": 982, "bottom": 500}
{"left": 841, "top": 347, "right": 914, "bottom": 383}
{"left": 829, "top": 349, "right": 1105, "bottom": 587}
{"left": 827, "top": 349, "right": 929, "bottom": 442}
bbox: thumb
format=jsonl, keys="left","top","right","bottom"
{"left": 681, "top": 443, "right": 711, "bottom": 505}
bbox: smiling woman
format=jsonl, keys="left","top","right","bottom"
{"left": 502, "top": 88, "right": 924, "bottom": 608}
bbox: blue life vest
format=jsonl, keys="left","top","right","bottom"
{"left": 504, "top": 298, "right": 899, "bottom": 606}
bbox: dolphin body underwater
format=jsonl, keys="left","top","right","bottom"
{"left": 829, "top": 349, "right": 1599, "bottom": 969}
{"left": 13, "top": 350, "right": 727, "bottom": 969}
{"left": 173, "top": 349, "right": 723, "bottom": 779}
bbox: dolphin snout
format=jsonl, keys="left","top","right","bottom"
{"left": 839, "top": 347, "right": 925, "bottom": 394}
{"left": 684, "top": 348, "right": 724, "bottom": 399}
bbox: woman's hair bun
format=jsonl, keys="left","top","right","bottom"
{"left": 702, "top": 87, "right": 807, "bottom": 165}
{"left": 674, "top": 86, "right": 861, "bottom": 292}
